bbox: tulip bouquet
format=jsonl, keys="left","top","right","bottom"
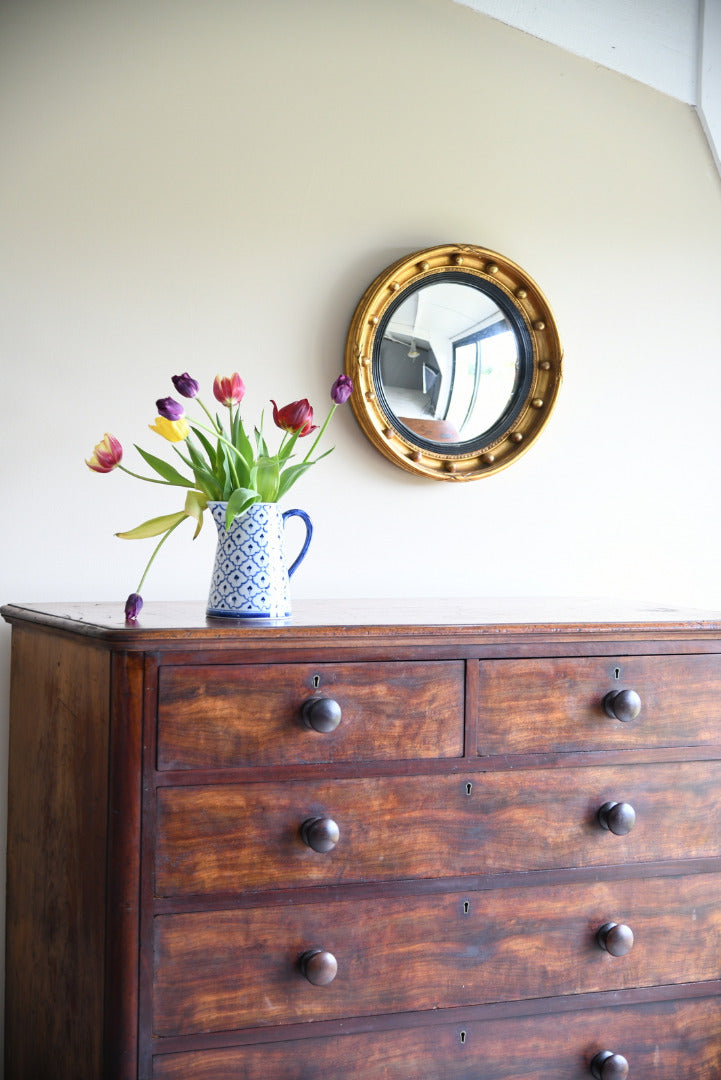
{"left": 87, "top": 371, "right": 353, "bottom": 620}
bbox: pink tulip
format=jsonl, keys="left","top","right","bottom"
{"left": 213, "top": 373, "right": 245, "bottom": 407}
{"left": 86, "top": 433, "right": 123, "bottom": 473}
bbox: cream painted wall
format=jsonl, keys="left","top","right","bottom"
{"left": 2, "top": 0, "right": 721, "bottom": 1060}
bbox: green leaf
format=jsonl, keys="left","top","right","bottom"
{"left": 231, "top": 410, "right": 255, "bottom": 469}
{"left": 256, "top": 454, "right": 280, "bottom": 502}
{"left": 184, "top": 435, "right": 224, "bottom": 499}
{"left": 134, "top": 445, "right": 195, "bottom": 487}
{"left": 225, "top": 486, "right": 260, "bottom": 529}
{"left": 276, "top": 461, "right": 313, "bottom": 499}
{"left": 254, "top": 426, "right": 269, "bottom": 457}
{"left": 189, "top": 426, "right": 217, "bottom": 470}
{"left": 115, "top": 510, "right": 187, "bottom": 540}
{"left": 278, "top": 429, "right": 300, "bottom": 464}
{"left": 277, "top": 447, "right": 334, "bottom": 499}
{"left": 184, "top": 489, "right": 207, "bottom": 539}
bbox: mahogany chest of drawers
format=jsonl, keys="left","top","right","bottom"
{"left": 3, "top": 598, "right": 721, "bottom": 1079}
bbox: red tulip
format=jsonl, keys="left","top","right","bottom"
{"left": 271, "top": 398, "right": 318, "bottom": 436}
{"left": 213, "top": 373, "right": 245, "bottom": 407}
{"left": 86, "top": 433, "right": 123, "bottom": 473}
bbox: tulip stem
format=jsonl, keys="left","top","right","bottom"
{"left": 303, "top": 403, "right": 336, "bottom": 464}
{"left": 134, "top": 516, "right": 186, "bottom": 594}
{"left": 196, "top": 396, "right": 221, "bottom": 432}
{"left": 119, "top": 465, "right": 177, "bottom": 486}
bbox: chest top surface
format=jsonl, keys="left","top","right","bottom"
{"left": 3, "top": 597, "right": 721, "bottom": 652}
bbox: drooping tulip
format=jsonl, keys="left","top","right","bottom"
{"left": 271, "top": 398, "right": 317, "bottom": 436}
{"left": 171, "top": 372, "right": 199, "bottom": 398}
{"left": 330, "top": 374, "right": 353, "bottom": 405}
{"left": 213, "top": 373, "right": 245, "bottom": 407}
{"left": 86, "top": 433, "right": 123, "bottom": 473}
{"left": 124, "top": 592, "right": 143, "bottom": 622}
{"left": 156, "top": 396, "right": 185, "bottom": 421}
{"left": 149, "top": 415, "right": 190, "bottom": 442}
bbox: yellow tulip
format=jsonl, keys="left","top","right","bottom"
{"left": 149, "top": 415, "right": 189, "bottom": 443}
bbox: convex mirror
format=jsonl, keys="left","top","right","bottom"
{"left": 344, "top": 243, "right": 562, "bottom": 479}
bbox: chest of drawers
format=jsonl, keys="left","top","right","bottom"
{"left": 3, "top": 598, "right": 721, "bottom": 1079}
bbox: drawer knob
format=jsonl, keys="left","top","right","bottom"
{"left": 301, "top": 816, "right": 340, "bottom": 852}
{"left": 603, "top": 689, "right": 642, "bottom": 722}
{"left": 299, "top": 949, "right": 338, "bottom": 985}
{"left": 301, "top": 695, "right": 342, "bottom": 733}
{"left": 590, "top": 1050, "right": 629, "bottom": 1079}
{"left": 597, "top": 800, "right": 636, "bottom": 836}
{"left": 596, "top": 921, "right": 634, "bottom": 956}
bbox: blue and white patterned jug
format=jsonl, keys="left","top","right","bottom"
{"left": 206, "top": 501, "right": 312, "bottom": 620}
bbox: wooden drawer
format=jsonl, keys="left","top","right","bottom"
{"left": 477, "top": 653, "right": 721, "bottom": 756}
{"left": 157, "top": 661, "right": 464, "bottom": 769}
{"left": 155, "top": 760, "right": 721, "bottom": 896}
{"left": 152, "top": 995, "right": 721, "bottom": 1079}
{"left": 153, "top": 872, "right": 721, "bottom": 1035}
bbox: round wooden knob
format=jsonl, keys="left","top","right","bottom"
{"left": 590, "top": 1050, "right": 629, "bottom": 1079}
{"left": 299, "top": 949, "right": 338, "bottom": 985}
{"left": 301, "top": 817, "right": 340, "bottom": 853}
{"left": 603, "top": 689, "right": 642, "bottom": 722}
{"left": 596, "top": 921, "right": 634, "bottom": 956}
{"left": 597, "top": 801, "right": 636, "bottom": 836}
{"left": 301, "top": 695, "right": 342, "bottom": 733}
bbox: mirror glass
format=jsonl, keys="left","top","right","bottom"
{"left": 377, "top": 280, "right": 522, "bottom": 448}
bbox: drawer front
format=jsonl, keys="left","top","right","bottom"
{"left": 157, "top": 661, "right": 464, "bottom": 769}
{"left": 155, "top": 761, "right": 721, "bottom": 896}
{"left": 477, "top": 653, "right": 721, "bottom": 756}
{"left": 152, "top": 995, "right": 721, "bottom": 1079}
{"left": 153, "top": 872, "right": 721, "bottom": 1035}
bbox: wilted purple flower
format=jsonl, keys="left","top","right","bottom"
{"left": 124, "top": 593, "right": 143, "bottom": 622}
{"left": 156, "top": 396, "right": 185, "bottom": 421}
{"left": 172, "top": 372, "right": 199, "bottom": 398}
{"left": 330, "top": 374, "right": 353, "bottom": 405}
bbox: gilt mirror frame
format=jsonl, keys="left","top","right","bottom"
{"left": 344, "top": 243, "right": 562, "bottom": 480}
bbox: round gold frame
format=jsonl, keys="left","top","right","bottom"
{"left": 344, "top": 243, "right": 562, "bottom": 480}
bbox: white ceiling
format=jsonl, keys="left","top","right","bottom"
{"left": 453, "top": 0, "right": 720, "bottom": 172}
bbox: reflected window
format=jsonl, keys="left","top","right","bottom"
{"left": 378, "top": 280, "right": 521, "bottom": 446}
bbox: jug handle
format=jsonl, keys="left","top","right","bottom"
{"left": 282, "top": 509, "right": 313, "bottom": 578}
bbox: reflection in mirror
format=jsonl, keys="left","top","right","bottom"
{"left": 379, "top": 281, "right": 520, "bottom": 446}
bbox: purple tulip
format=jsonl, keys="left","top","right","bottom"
{"left": 172, "top": 372, "right": 199, "bottom": 398}
{"left": 124, "top": 593, "right": 143, "bottom": 622}
{"left": 330, "top": 374, "right": 353, "bottom": 405}
{"left": 156, "top": 396, "right": 185, "bottom": 421}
